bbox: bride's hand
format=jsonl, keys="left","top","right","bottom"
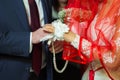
{"left": 63, "top": 31, "right": 76, "bottom": 42}
{"left": 43, "top": 24, "right": 55, "bottom": 33}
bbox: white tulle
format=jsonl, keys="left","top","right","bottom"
{"left": 102, "top": 52, "right": 116, "bottom": 64}
{"left": 81, "top": 39, "right": 92, "bottom": 57}
{"left": 70, "top": 34, "right": 80, "bottom": 49}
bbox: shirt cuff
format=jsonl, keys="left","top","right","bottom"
{"left": 29, "top": 32, "right": 33, "bottom": 53}
{"left": 70, "top": 34, "right": 80, "bottom": 49}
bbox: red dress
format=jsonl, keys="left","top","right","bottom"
{"left": 62, "top": 0, "right": 120, "bottom": 79}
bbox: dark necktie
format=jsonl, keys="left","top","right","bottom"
{"left": 28, "top": 0, "right": 42, "bottom": 76}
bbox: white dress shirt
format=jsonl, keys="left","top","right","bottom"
{"left": 23, "top": 0, "right": 46, "bottom": 69}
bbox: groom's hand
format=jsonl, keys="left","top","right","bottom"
{"left": 32, "top": 28, "right": 51, "bottom": 44}
{"left": 63, "top": 31, "right": 76, "bottom": 43}
{"left": 43, "top": 24, "right": 54, "bottom": 33}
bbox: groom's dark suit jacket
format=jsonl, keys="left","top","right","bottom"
{"left": 0, "top": 0, "right": 52, "bottom": 80}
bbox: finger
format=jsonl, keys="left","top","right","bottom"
{"left": 43, "top": 27, "right": 54, "bottom": 33}
{"left": 43, "top": 28, "right": 54, "bottom": 33}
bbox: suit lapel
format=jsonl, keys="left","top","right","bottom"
{"left": 13, "top": 0, "right": 30, "bottom": 31}
{"left": 41, "top": 0, "right": 52, "bottom": 23}
{"left": 41, "top": 0, "right": 47, "bottom": 23}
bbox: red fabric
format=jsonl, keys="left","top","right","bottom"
{"left": 65, "top": 0, "right": 98, "bottom": 22}
{"left": 63, "top": 0, "right": 120, "bottom": 79}
{"left": 28, "top": 0, "right": 42, "bottom": 76}
{"left": 63, "top": 0, "right": 99, "bottom": 64}
{"left": 89, "top": 70, "right": 95, "bottom": 80}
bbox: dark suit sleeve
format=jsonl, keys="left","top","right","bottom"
{"left": 0, "top": 32, "right": 30, "bottom": 57}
